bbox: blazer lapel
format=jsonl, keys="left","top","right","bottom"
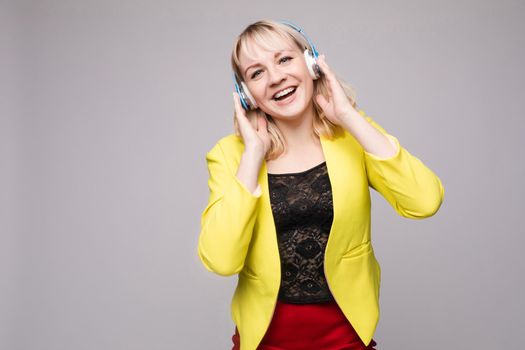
{"left": 320, "top": 131, "right": 369, "bottom": 261}
{"left": 255, "top": 130, "right": 366, "bottom": 275}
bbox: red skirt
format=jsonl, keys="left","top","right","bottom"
{"left": 232, "top": 299, "right": 378, "bottom": 350}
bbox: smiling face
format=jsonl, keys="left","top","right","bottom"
{"left": 238, "top": 34, "right": 315, "bottom": 122}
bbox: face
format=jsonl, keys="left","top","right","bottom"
{"left": 238, "top": 35, "right": 315, "bottom": 121}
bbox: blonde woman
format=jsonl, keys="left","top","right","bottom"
{"left": 198, "top": 19, "right": 444, "bottom": 350}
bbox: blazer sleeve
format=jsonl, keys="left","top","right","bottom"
{"left": 197, "top": 141, "right": 262, "bottom": 276}
{"left": 359, "top": 110, "right": 445, "bottom": 219}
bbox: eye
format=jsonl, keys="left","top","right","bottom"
{"left": 249, "top": 56, "right": 293, "bottom": 80}
{"left": 251, "top": 69, "right": 262, "bottom": 79}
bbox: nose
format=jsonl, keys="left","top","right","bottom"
{"left": 267, "top": 66, "right": 287, "bottom": 87}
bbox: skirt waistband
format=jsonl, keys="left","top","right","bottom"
{"left": 232, "top": 299, "right": 378, "bottom": 350}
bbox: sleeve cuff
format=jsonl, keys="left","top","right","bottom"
{"left": 252, "top": 184, "right": 262, "bottom": 197}
{"left": 234, "top": 175, "right": 263, "bottom": 198}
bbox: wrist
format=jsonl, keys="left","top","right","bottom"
{"left": 340, "top": 108, "right": 362, "bottom": 129}
{"left": 242, "top": 147, "right": 265, "bottom": 164}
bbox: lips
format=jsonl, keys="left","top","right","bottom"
{"left": 272, "top": 86, "right": 297, "bottom": 100}
{"left": 272, "top": 86, "right": 298, "bottom": 106}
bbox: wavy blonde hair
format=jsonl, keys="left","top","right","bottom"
{"left": 231, "top": 19, "right": 358, "bottom": 160}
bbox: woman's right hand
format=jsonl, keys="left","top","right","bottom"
{"left": 233, "top": 92, "right": 271, "bottom": 159}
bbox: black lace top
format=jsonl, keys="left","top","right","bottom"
{"left": 268, "top": 161, "right": 335, "bottom": 304}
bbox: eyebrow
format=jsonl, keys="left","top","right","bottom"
{"left": 243, "top": 50, "right": 290, "bottom": 77}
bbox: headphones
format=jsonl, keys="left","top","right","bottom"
{"left": 232, "top": 20, "right": 321, "bottom": 111}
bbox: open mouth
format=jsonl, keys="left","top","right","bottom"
{"left": 273, "top": 86, "right": 297, "bottom": 101}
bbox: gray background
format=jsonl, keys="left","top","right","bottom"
{"left": 2, "top": 0, "right": 524, "bottom": 349}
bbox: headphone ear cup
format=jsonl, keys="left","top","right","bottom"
{"left": 240, "top": 81, "right": 258, "bottom": 110}
{"left": 303, "top": 49, "right": 321, "bottom": 80}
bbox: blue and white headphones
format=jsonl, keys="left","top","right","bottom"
{"left": 232, "top": 20, "right": 321, "bottom": 111}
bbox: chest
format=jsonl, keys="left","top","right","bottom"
{"left": 267, "top": 161, "right": 332, "bottom": 228}
{"left": 265, "top": 143, "right": 325, "bottom": 175}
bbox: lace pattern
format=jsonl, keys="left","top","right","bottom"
{"left": 268, "top": 161, "right": 335, "bottom": 304}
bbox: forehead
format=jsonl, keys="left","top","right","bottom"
{"left": 239, "top": 32, "right": 300, "bottom": 66}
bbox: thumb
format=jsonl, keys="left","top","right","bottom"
{"left": 257, "top": 114, "right": 268, "bottom": 132}
{"left": 316, "top": 94, "right": 329, "bottom": 111}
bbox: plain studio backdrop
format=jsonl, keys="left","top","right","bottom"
{"left": 1, "top": 0, "right": 524, "bottom": 349}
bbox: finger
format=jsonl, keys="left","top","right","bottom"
{"left": 233, "top": 93, "right": 247, "bottom": 121}
{"left": 316, "top": 55, "right": 337, "bottom": 95}
{"left": 256, "top": 116, "right": 270, "bottom": 152}
{"left": 317, "top": 56, "right": 347, "bottom": 100}
{"left": 233, "top": 92, "right": 254, "bottom": 131}
{"left": 232, "top": 92, "right": 244, "bottom": 116}
{"left": 317, "top": 54, "right": 337, "bottom": 83}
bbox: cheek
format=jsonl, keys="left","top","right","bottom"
{"left": 249, "top": 82, "right": 266, "bottom": 100}
{"left": 296, "top": 65, "right": 314, "bottom": 89}
{"left": 303, "top": 79, "right": 314, "bottom": 98}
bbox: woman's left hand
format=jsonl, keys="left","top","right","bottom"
{"left": 315, "top": 54, "right": 357, "bottom": 127}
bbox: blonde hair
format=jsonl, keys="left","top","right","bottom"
{"left": 231, "top": 19, "right": 358, "bottom": 160}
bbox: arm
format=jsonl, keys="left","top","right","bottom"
{"left": 343, "top": 109, "right": 445, "bottom": 219}
{"left": 197, "top": 141, "right": 262, "bottom": 276}
{"left": 312, "top": 56, "right": 444, "bottom": 218}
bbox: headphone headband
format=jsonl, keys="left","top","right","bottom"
{"left": 277, "top": 19, "right": 319, "bottom": 59}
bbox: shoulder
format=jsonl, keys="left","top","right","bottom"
{"left": 207, "top": 133, "right": 244, "bottom": 152}
{"left": 206, "top": 133, "right": 245, "bottom": 163}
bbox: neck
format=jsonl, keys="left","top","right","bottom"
{"left": 272, "top": 101, "right": 320, "bottom": 152}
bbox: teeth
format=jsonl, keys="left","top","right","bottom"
{"left": 274, "top": 87, "right": 295, "bottom": 99}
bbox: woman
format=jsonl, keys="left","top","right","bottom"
{"left": 198, "top": 19, "right": 444, "bottom": 350}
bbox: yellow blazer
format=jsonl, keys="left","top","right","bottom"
{"left": 198, "top": 110, "right": 444, "bottom": 350}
